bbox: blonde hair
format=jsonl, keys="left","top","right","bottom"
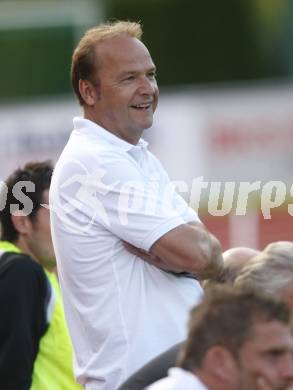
{"left": 71, "top": 21, "right": 143, "bottom": 105}
{"left": 235, "top": 241, "right": 293, "bottom": 296}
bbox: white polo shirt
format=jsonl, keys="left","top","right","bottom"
{"left": 147, "top": 368, "right": 208, "bottom": 390}
{"left": 50, "top": 117, "right": 203, "bottom": 390}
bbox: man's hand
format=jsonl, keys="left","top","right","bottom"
{"left": 196, "top": 230, "right": 224, "bottom": 280}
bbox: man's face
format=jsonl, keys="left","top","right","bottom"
{"left": 90, "top": 35, "right": 159, "bottom": 143}
{"left": 27, "top": 190, "right": 56, "bottom": 270}
{"left": 236, "top": 320, "right": 293, "bottom": 390}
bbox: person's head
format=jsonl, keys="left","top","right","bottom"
{"left": 0, "top": 161, "right": 55, "bottom": 270}
{"left": 178, "top": 286, "right": 293, "bottom": 390}
{"left": 221, "top": 246, "right": 260, "bottom": 283}
{"left": 203, "top": 246, "right": 259, "bottom": 289}
{"left": 71, "top": 20, "right": 159, "bottom": 144}
{"left": 235, "top": 242, "right": 293, "bottom": 310}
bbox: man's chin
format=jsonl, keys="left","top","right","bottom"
{"left": 140, "top": 117, "right": 154, "bottom": 131}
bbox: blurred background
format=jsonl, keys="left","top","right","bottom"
{"left": 1, "top": 0, "right": 293, "bottom": 249}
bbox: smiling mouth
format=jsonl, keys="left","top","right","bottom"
{"left": 131, "top": 103, "right": 152, "bottom": 110}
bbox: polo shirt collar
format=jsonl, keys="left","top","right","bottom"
{"left": 73, "top": 117, "right": 148, "bottom": 152}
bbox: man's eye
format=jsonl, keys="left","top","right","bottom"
{"left": 148, "top": 72, "right": 156, "bottom": 79}
{"left": 123, "top": 75, "right": 135, "bottom": 82}
{"left": 267, "top": 350, "right": 284, "bottom": 360}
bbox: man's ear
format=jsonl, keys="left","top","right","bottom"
{"left": 11, "top": 212, "right": 31, "bottom": 235}
{"left": 79, "top": 79, "right": 99, "bottom": 106}
{"left": 203, "top": 346, "right": 239, "bottom": 383}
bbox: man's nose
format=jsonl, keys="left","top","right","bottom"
{"left": 137, "top": 76, "right": 157, "bottom": 95}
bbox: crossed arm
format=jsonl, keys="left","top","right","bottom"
{"left": 124, "top": 222, "right": 224, "bottom": 280}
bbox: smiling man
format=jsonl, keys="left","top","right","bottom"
{"left": 50, "top": 21, "right": 223, "bottom": 390}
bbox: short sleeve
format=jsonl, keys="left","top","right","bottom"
{"left": 52, "top": 155, "right": 200, "bottom": 251}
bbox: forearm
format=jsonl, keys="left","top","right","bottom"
{"left": 124, "top": 222, "right": 224, "bottom": 278}
{"left": 150, "top": 223, "right": 224, "bottom": 278}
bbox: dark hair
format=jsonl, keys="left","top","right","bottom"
{"left": 178, "top": 286, "right": 290, "bottom": 371}
{"left": 0, "top": 161, "right": 53, "bottom": 242}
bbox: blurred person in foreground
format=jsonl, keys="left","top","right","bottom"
{"left": 0, "top": 161, "right": 82, "bottom": 390}
{"left": 49, "top": 20, "right": 223, "bottom": 389}
{"left": 235, "top": 241, "right": 293, "bottom": 311}
{"left": 148, "top": 286, "right": 293, "bottom": 390}
{"left": 118, "top": 246, "right": 260, "bottom": 390}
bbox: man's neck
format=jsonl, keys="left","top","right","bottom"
{"left": 83, "top": 110, "right": 142, "bottom": 145}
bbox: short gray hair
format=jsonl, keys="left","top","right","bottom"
{"left": 235, "top": 241, "right": 293, "bottom": 296}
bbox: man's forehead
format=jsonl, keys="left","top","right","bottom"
{"left": 245, "top": 320, "right": 293, "bottom": 349}
{"left": 94, "top": 36, "right": 153, "bottom": 65}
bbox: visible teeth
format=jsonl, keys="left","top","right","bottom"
{"left": 134, "top": 103, "right": 151, "bottom": 108}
